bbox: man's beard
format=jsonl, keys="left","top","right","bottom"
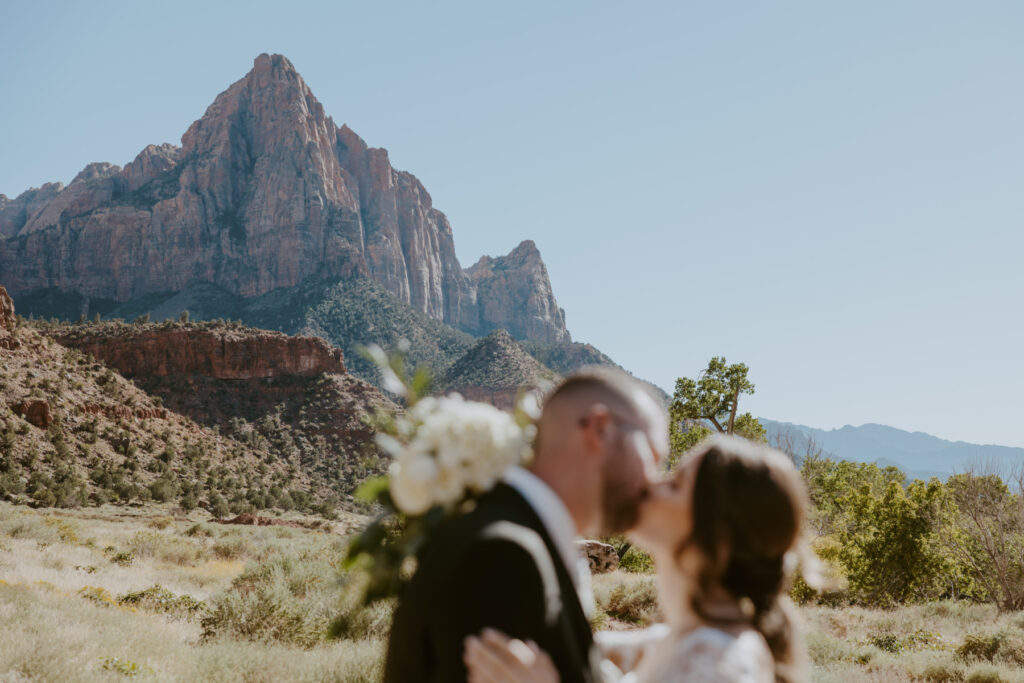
{"left": 600, "top": 466, "right": 645, "bottom": 534}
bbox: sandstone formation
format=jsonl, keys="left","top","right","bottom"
{"left": 52, "top": 324, "right": 346, "bottom": 380}
{"left": 13, "top": 399, "right": 53, "bottom": 429}
{"left": 0, "top": 54, "right": 569, "bottom": 344}
{"left": 467, "top": 240, "right": 570, "bottom": 344}
{"left": 576, "top": 539, "right": 620, "bottom": 574}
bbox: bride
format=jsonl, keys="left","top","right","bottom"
{"left": 464, "top": 435, "right": 812, "bottom": 682}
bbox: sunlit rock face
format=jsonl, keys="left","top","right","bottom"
{"left": 0, "top": 54, "right": 570, "bottom": 344}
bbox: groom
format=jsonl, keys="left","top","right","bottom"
{"left": 383, "top": 366, "right": 668, "bottom": 682}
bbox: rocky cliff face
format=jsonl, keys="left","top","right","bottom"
{"left": 51, "top": 323, "right": 346, "bottom": 380}
{"left": 0, "top": 54, "right": 568, "bottom": 344}
{"left": 467, "top": 240, "right": 569, "bottom": 343}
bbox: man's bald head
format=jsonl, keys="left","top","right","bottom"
{"left": 537, "top": 366, "right": 664, "bottom": 453}
{"left": 531, "top": 366, "right": 668, "bottom": 536}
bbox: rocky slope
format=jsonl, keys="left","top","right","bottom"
{"left": 0, "top": 288, "right": 306, "bottom": 511}
{"left": 47, "top": 319, "right": 397, "bottom": 503}
{"left": 440, "top": 330, "right": 559, "bottom": 410}
{"left": 0, "top": 53, "right": 569, "bottom": 345}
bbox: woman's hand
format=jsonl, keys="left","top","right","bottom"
{"left": 464, "top": 628, "right": 560, "bottom": 683}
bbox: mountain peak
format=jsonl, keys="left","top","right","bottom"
{"left": 252, "top": 53, "right": 297, "bottom": 75}
{"left": 467, "top": 241, "right": 569, "bottom": 343}
{"left": 441, "top": 329, "right": 558, "bottom": 409}
{"left": 0, "top": 56, "right": 570, "bottom": 346}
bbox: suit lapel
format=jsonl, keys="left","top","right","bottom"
{"left": 488, "top": 485, "right": 595, "bottom": 652}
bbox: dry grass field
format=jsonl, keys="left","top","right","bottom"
{"left": 1, "top": 502, "right": 1022, "bottom": 682}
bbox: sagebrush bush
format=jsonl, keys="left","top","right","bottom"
{"left": 921, "top": 662, "right": 966, "bottom": 682}
{"left": 958, "top": 633, "right": 1004, "bottom": 662}
{"left": 201, "top": 550, "right": 390, "bottom": 648}
{"left": 965, "top": 666, "right": 1008, "bottom": 683}
{"left": 211, "top": 537, "right": 253, "bottom": 560}
{"left": 127, "top": 531, "right": 201, "bottom": 565}
{"left": 117, "top": 585, "right": 205, "bottom": 620}
{"left": 592, "top": 575, "right": 660, "bottom": 626}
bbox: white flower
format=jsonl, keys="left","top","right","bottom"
{"left": 383, "top": 392, "right": 533, "bottom": 515}
{"left": 517, "top": 392, "right": 542, "bottom": 421}
{"left": 389, "top": 454, "right": 438, "bottom": 515}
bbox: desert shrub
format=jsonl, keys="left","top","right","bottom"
{"left": 100, "top": 656, "right": 150, "bottom": 677}
{"left": 618, "top": 547, "right": 654, "bottom": 574}
{"left": 118, "top": 585, "right": 206, "bottom": 619}
{"left": 593, "top": 576, "right": 660, "bottom": 625}
{"left": 148, "top": 477, "right": 178, "bottom": 503}
{"left": 958, "top": 633, "right": 1004, "bottom": 662}
{"left": 109, "top": 550, "right": 135, "bottom": 567}
{"left": 211, "top": 537, "right": 253, "bottom": 560}
{"left": 868, "top": 628, "right": 941, "bottom": 654}
{"left": 146, "top": 516, "right": 173, "bottom": 530}
{"left": 184, "top": 523, "right": 213, "bottom": 538}
{"left": 965, "top": 667, "right": 1007, "bottom": 683}
{"left": 42, "top": 517, "right": 80, "bottom": 543}
{"left": 994, "top": 633, "right": 1024, "bottom": 666}
{"left": 180, "top": 492, "right": 198, "bottom": 512}
{"left": 208, "top": 493, "right": 229, "bottom": 518}
{"left": 200, "top": 550, "right": 382, "bottom": 647}
{"left": 327, "top": 599, "right": 395, "bottom": 641}
{"left": 127, "top": 531, "right": 200, "bottom": 565}
{"left": 0, "top": 471, "right": 25, "bottom": 496}
{"left": 78, "top": 585, "right": 118, "bottom": 607}
{"left": 920, "top": 663, "right": 966, "bottom": 682}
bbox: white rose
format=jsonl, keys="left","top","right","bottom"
{"left": 389, "top": 454, "right": 438, "bottom": 515}
{"left": 433, "top": 463, "right": 466, "bottom": 506}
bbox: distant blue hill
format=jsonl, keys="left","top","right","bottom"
{"left": 760, "top": 419, "right": 1024, "bottom": 481}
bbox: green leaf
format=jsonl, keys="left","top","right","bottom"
{"left": 354, "top": 476, "right": 389, "bottom": 503}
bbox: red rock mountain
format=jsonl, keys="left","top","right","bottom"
{"left": 0, "top": 54, "right": 569, "bottom": 344}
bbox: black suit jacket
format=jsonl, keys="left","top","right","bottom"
{"left": 383, "top": 483, "right": 601, "bottom": 683}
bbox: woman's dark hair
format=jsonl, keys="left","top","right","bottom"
{"left": 679, "top": 436, "right": 808, "bottom": 683}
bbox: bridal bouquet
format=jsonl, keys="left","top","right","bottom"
{"left": 344, "top": 344, "right": 538, "bottom": 604}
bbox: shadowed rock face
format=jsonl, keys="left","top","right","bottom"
{"left": 0, "top": 54, "right": 570, "bottom": 344}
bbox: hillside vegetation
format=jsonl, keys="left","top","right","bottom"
{"left": 2, "top": 313, "right": 398, "bottom": 517}
{"left": 15, "top": 278, "right": 662, "bottom": 398}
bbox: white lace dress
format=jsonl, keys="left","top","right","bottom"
{"left": 596, "top": 624, "right": 774, "bottom": 683}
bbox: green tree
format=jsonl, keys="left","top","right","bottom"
{"left": 837, "top": 478, "right": 951, "bottom": 606}
{"left": 669, "top": 357, "right": 765, "bottom": 461}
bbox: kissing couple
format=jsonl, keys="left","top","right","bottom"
{"left": 383, "top": 367, "right": 811, "bottom": 682}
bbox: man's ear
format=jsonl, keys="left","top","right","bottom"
{"left": 580, "top": 404, "right": 612, "bottom": 454}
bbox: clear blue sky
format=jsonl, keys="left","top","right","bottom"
{"left": 2, "top": 2, "right": 1023, "bottom": 446}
